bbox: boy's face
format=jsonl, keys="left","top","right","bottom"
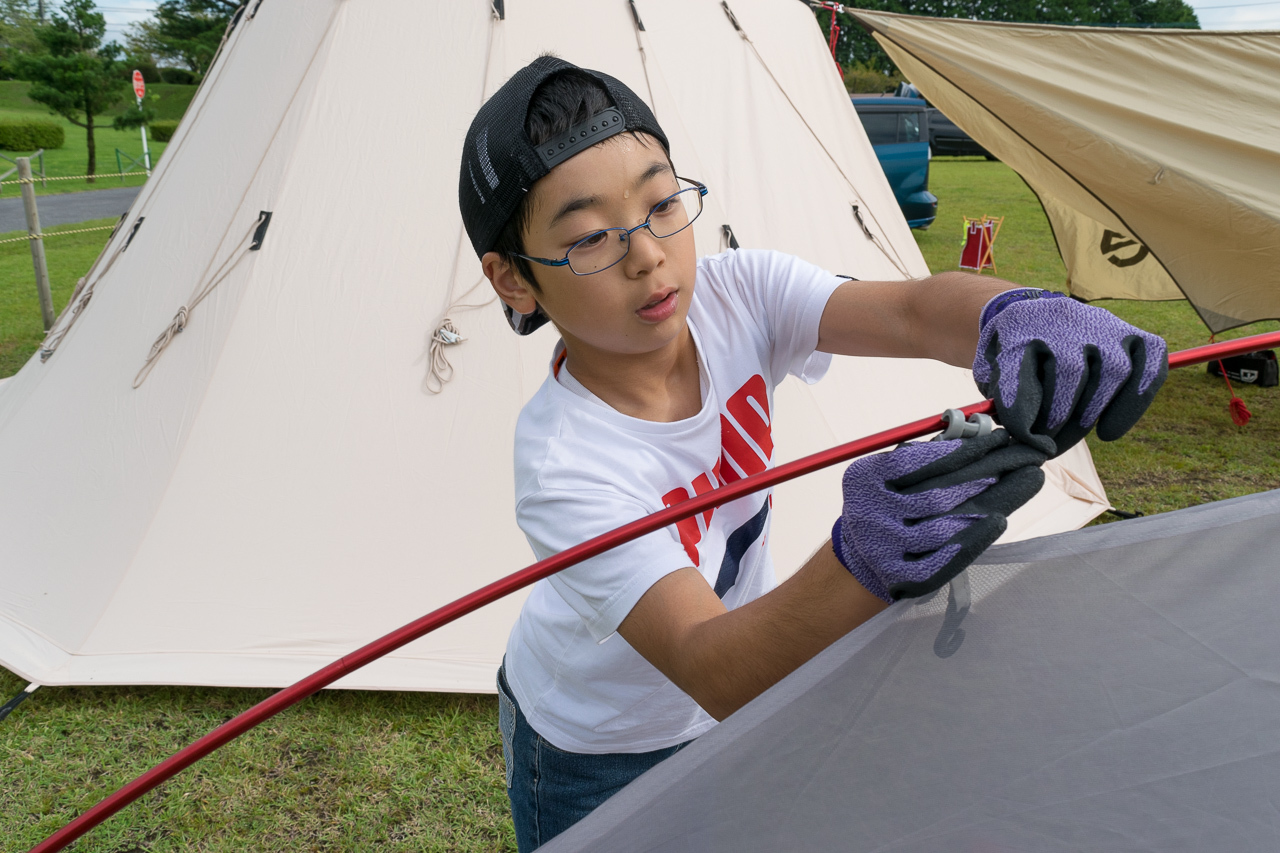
{"left": 484, "top": 133, "right": 697, "bottom": 361}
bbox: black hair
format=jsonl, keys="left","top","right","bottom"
{"left": 491, "top": 68, "right": 616, "bottom": 293}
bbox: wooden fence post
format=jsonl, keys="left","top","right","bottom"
{"left": 17, "top": 157, "right": 54, "bottom": 331}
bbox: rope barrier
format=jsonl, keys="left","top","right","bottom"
{"left": 0, "top": 224, "right": 118, "bottom": 246}
{"left": 28, "top": 328, "right": 1280, "bottom": 853}
{"left": 0, "top": 172, "right": 149, "bottom": 187}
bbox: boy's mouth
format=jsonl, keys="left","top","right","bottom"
{"left": 637, "top": 289, "right": 678, "bottom": 323}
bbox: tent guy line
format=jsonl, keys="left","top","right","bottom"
{"left": 27, "top": 329, "right": 1280, "bottom": 853}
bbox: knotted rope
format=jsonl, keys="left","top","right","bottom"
{"left": 1209, "top": 333, "right": 1253, "bottom": 426}
{"left": 424, "top": 276, "right": 495, "bottom": 395}
{"left": 133, "top": 214, "right": 266, "bottom": 388}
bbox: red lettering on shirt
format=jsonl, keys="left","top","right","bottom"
{"left": 661, "top": 376, "right": 774, "bottom": 567}
{"left": 719, "top": 375, "right": 772, "bottom": 483}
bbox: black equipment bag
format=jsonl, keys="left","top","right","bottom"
{"left": 1207, "top": 349, "right": 1278, "bottom": 387}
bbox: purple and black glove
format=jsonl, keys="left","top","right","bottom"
{"left": 973, "top": 289, "right": 1167, "bottom": 456}
{"left": 833, "top": 429, "right": 1047, "bottom": 602}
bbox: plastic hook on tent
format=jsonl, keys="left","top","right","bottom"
{"left": 932, "top": 573, "right": 971, "bottom": 659}
{"left": 933, "top": 408, "right": 994, "bottom": 441}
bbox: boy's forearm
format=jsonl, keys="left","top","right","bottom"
{"left": 905, "top": 271, "right": 1017, "bottom": 367}
{"left": 818, "top": 271, "right": 1018, "bottom": 367}
{"left": 629, "top": 544, "right": 887, "bottom": 721}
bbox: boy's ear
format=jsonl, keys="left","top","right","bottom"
{"left": 482, "top": 252, "right": 539, "bottom": 317}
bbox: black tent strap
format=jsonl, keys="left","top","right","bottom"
{"left": 722, "top": 224, "right": 740, "bottom": 249}
{"left": 250, "top": 210, "right": 272, "bottom": 251}
{"left": 122, "top": 217, "right": 145, "bottom": 252}
{"left": 0, "top": 683, "right": 38, "bottom": 723}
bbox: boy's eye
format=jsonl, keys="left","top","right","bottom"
{"left": 651, "top": 198, "right": 678, "bottom": 216}
{"left": 575, "top": 231, "right": 610, "bottom": 250}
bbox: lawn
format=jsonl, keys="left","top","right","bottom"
{"left": 0, "top": 80, "right": 197, "bottom": 198}
{"left": 1, "top": 159, "right": 1279, "bottom": 851}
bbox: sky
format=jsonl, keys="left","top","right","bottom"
{"left": 97, "top": 1, "right": 158, "bottom": 47}
{"left": 93, "top": 0, "right": 1280, "bottom": 49}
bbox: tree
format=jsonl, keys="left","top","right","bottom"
{"left": 815, "top": 0, "right": 1201, "bottom": 77}
{"left": 13, "top": 0, "right": 128, "bottom": 178}
{"left": 0, "top": 0, "right": 41, "bottom": 77}
{"left": 125, "top": 0, "right": 237, "bottom": 77}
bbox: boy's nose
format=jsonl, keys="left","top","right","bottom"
{"left": 623, "top": 226, "right": 665, "bottom": 273}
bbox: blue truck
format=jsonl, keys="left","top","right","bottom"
{"left": 850, "top": 95, "right": 938, "bottom": 230}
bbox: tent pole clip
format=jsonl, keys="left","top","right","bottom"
{"left": 934, "top": 408, "right": 994, "bottom": 441}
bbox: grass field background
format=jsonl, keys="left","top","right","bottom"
{"left": 1, "top": 158, "right": 1278, "bottom": 851}
{"left": 0, "top": 80, "right": 197, "bottom": 198}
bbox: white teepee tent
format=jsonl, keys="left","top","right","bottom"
{"left": 0, "top": 0, "right": 1107, "bottom": 693}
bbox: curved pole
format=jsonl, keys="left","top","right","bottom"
{"left": 31, "top": 329, "right": 1280, "bottom": 853}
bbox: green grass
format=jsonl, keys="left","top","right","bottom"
{"left": 0, "top": 673, "right": 514, "bottom": 852}
{"left": 1, "top": 159, "right": 1279, "bottom": 851}
{"left": 0, "top": 217, "right": 118, "bottom": 377}
{"left": 0, "top": 80, "right": 197, "bottom": 197}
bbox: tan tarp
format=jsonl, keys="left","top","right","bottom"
{"left": 0, "top": 0, "right": 1106, "bottom": 694}
{"left": 852, "top": 9, "right": 1280, "bottom": 333}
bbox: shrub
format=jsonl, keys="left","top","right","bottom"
{"left": 149, "top": 120, "right": 179, "bottom": 142}
{"left": 843, "top": 63, "right": 905, "bottom": 94}
{"left": 158, "top": 67, "right": 198, "bottom": 85}
{"left": 0, "top": 118, "right": 65, "bottom": 151}
{"left": 125, "top": 61, "right": 161, "bottom": 84}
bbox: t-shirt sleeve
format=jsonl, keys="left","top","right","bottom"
{"left": 517, "top": 488, "right": 694, "bottom": 642}
{"left": 705, "top": 249, "right": 843, "bottom": 385}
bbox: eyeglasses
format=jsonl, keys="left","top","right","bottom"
{"left": 515, "top": 177, "right": 708, "bottom": 276}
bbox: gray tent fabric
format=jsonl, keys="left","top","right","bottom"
{"left": 546, "top": 488, "right": 1280, "bottom": 852}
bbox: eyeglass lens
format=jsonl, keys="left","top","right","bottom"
{"left": 567, "top": 184, "right": 704, "bottom": 274}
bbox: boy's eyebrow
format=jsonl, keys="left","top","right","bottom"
{"left": 634, "top": 160, "right": 672, "bottom": 188}
{"left": 546, "top": 160, "right": 674, "bottom": 228}
{"left": 548, "top": 194, "right": 602, "bottom": 229}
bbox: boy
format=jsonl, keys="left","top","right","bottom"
{"left": 458, "top": 57, "right": 1166, "bottom": 851}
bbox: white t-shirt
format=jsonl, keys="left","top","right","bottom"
{"left": 505, "top": 249, "right": 842, "bottom": 754}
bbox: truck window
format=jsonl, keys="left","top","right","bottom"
{"left": 899, "top": 112, "right": 921, "bottom": 144}
{"left": 859, "top": 112, "right": 898, "bottom": 146}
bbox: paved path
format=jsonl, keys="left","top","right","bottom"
{"left": 0, "top": 186, "right": 141, "bottom": 234}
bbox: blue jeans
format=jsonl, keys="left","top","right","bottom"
{"left": 497, "top": 665, "right": 690, "bottom": 852}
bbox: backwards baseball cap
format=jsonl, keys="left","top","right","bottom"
{"left": 458, "top": 55, "right": 669, "bottom": 334}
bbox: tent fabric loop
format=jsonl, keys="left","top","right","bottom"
{"left": 628, "top": 0, "right": 646, "bottom": 32}
{"left": 721, "top": 1, "right": 745, "bottom": 36}
{"left": 133, "top": 213, "right": 267, "bottom": 389}
{"left": 721, "top": 223, "right": 740, "bottom": 251}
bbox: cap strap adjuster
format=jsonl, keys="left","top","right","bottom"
{"left": 536, "top": 107, "right": 627, "bottom": 168}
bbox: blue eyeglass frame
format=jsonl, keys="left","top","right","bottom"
{"left": 514, "top": 177, "right": 709, "bottom": 276}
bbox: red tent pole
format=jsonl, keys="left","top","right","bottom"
{"left": 30, "top": 330, "right": 1280, "bottom": 853}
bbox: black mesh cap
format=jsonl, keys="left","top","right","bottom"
{"left": 458, "top": 57, "right": 669, "bottom": 333}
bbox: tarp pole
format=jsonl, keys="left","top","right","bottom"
{"left": 30, "top": 329, "right": 1280, "bottom": 853}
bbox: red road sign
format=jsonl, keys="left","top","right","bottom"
{"left": 132, "top": 70, "right": 146, "bottom": 100}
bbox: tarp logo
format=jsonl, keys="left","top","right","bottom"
{"left": 1100, "top": 230, "right": 1150, "bottom": 268}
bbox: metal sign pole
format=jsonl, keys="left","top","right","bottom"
{"left": 138, "top": 96, "right": 151, "bottom": 176}
{"left": 132, "top": 70, "right": 151, "bottom": 175}
{"left": 17, "top": 157, "right": 55, "bottom": 331}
